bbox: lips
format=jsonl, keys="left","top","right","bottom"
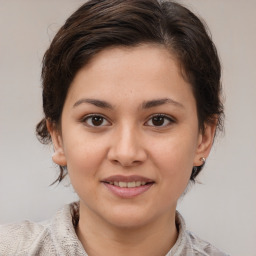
{"left": 102, "top": 175, "right": 154, "bottom": 183}
{"left": 101, "top": 175, "right": 155, "bottom": 198}
{"left": 106, "top": 181, "right": 147, "bottom": 188}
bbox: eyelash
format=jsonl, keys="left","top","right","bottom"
{"left": 145, "top": 114, "right": 175, "bottom": 127}
{"left": 81, "top": 114, "right": 111, "bottom": 127}
{"left": 81, "top": 114, "right": 175, "bottom": 128}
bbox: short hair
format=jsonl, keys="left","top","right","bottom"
{"left": 36, "top": 0, "right": 224, "bottom": 183}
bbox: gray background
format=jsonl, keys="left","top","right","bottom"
{"left": 0, "top": 1, "right": 256, "bottom": 255}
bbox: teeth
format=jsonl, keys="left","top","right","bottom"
{"left": 128, "top": 181, "right": 135, "bottom": 188}
{"left": 135, "top": 181, "right": 141, "bottom": 187}
{"left": 108, "top": 181, "right": 149, "bottom": 188}
{"left": 119, "top": 182, "right": 126, "bottom": 188}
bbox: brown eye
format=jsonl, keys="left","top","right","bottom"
{"left": 145, "top": 114, "right": 174, "bottom": 127}
{"left": 152, "top": 116, "right": 165, "bottom": 126}
{"left": 83, "top": 115, "right": 110, "bottom": 127}
{"left": 91, "top": 116, "right": 104, "bottom": 126}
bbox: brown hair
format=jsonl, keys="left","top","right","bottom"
{"left": 36, "top": 0, "right": 224, "bottom": 183}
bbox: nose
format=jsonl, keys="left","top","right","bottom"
{"left": 107, "top": 124, "right": 147, "bottom": 167}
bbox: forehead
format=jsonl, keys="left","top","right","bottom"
{"left": 66, "top": 44, "right": 195, "bottom": 107}
{"left": 84, "top": 44, "right": 178, "bottom": 78}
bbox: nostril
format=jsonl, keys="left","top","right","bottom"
{"left": 107, "top": 140, "right": 147, "bottom": 167}
{"left": 111, "top": 159, "right": 120, "bottom": 165}
{"left": 110, "top": 159, "right": 142, "bottom": 167}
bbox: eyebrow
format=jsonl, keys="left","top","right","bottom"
{"left": 73, "top": 98, "right": 113, "bottom": 109}
{"left": 141, "top": 98, "right": 184, "bottom": 109}
{"left": 73, "top": 97, "right": 183, "bottom": 110}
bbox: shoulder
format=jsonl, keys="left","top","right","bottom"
{"left": 0, "top": 219, "right": 54, "bottom": 256}
{"left": 184, "top": 230, "right": 229, "bottom": 256}
{"left": 0, "top": 203, "right": 85, "bottom": 256}
{"left": 168, "top": 211, "right": 230, "bottom": 256}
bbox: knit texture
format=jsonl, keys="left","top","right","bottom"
{"left": 0, "top": 203, "right": 229, "bottom": 256}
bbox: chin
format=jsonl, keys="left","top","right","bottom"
{"left": 103, "top": 206, "right": 154, "bottom": 229}
{"left": 109, "top": 216, "right": 151, "bottom": 230}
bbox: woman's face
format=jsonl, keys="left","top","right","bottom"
{"left": 50, "top": 44, "right": 215, "bottom": 228}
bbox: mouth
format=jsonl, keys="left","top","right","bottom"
{"left": 103, "top": 181, "right": 153, "bottom": 188}
{"left": 101, "top": 175, "right": 155, "bottom": 198}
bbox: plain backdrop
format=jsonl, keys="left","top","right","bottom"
{"left": 0, "top": 1, "right": 256, "bottom": 255}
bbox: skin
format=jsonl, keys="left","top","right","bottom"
{"left": 48, "top": 44, "right": 216, "bottom": 256}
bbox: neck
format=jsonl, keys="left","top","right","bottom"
{"left": 76, "top": 203, "right": 178, "bottom": 256}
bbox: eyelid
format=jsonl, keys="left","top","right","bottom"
{"left": 144, "top": 113, "right": 175, "bottom": 127}
{"left": 80, "top": 113, "right": 175, "bottom": 127}
{"left": 81, "top": 114, "right": 111, "bottom": 127}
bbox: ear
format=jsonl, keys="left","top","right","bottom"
{"left": 193, "top": 121, "right": 217, "bottom": 166}
{"left": 46, "top": 120, "right": 67, "bottom": 167}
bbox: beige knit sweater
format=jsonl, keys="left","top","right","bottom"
{"left": 0, "top": 203, "right": 229, "bottom": 256}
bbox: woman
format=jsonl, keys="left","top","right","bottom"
{"left": 0, "top": 0, "right": 228, "bottom": 255}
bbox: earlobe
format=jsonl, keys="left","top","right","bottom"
{"left": 46, "top": 120, "right": 67, "bottom": 167}
{"left": 194, "top": 122, "right": 217, "bottom": 166}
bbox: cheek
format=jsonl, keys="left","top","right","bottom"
{"left": 64, "top": 138, "right": 107, "bottom": 202}
{"left": 150, "top": 134, "right": 197, "bottom": 190}
{"left": 152, "top": 133, "right": 197, "bottom": 168}
{"left": 63, "top": 134, "right": 107, "bottom": 180}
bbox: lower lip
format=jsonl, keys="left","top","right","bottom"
{"left": 103, "top": 183, "right": 154, "bottom": 198}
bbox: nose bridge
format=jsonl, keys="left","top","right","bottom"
{"left": 118, "top": 122, "right": 138, "bottom": 151}
{"left": 108, "top": 121, "right": 146, "bottom": 166}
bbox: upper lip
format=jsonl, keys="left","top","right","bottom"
{"left": 102, "top": 175, "right": 154, "bottom": 183}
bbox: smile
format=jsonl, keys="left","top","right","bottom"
{"left": 102, "top": 175, "right": 155, "bottom": 198}
{"left": 105, "top": 181, "right": 148, "bottom": 188}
